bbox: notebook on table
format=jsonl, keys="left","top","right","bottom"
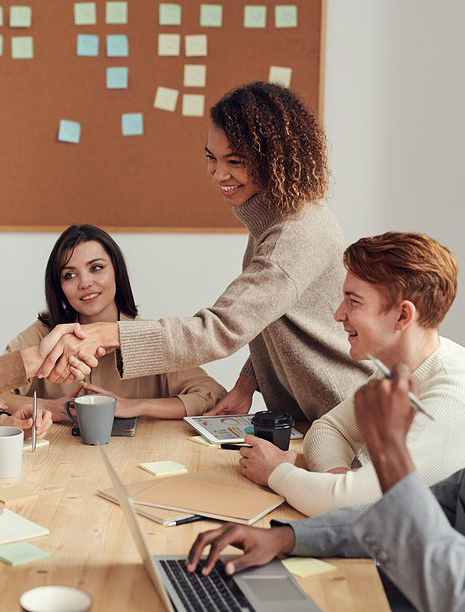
{"left": 72, "top": 416, "right": 137, "bottom": 438}
{"left": 98, "top": 445, "right": 321, "bottom": 612}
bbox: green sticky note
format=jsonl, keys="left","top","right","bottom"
{"left": 0, "top": 542, "right": 50, "bottom": 566}
{"left": 74, "top": 2, "right": 96, "bottom": 25}
{"left": 244, "top": 5, "right": 266, "bottom": 28}
{"left": 106, "top": 1, "right": 127, "bottom": 24}
{"left": 159, "top": 3, "right": 181, "bottom": 26}
{"left": 11, "top": 36, "right": 33, "bottom": 59}
{"left": 10, "top": 5, "right": 32, "bottom": 27}
{"left": 0, "top": 7, "right": 3, "bottom": 27}
{"left": 282, "top": 557, "right": 337, "bottom": 578}
{"left": 275, "top": 5, "right": 297, "bottom": 28}
{"left": 200, "top": 4, "right": 222, "bottom": 27}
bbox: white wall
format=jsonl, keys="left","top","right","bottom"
{"left": 1, "top": 0, "right": 464, "bottom": 399}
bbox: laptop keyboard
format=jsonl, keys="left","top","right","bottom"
{"left": 160, "top": 559, "right": 255, "bottom": 612}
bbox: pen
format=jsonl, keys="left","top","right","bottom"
{"left": 166, "top": 515, "right": 204, "bottom": 527}
{"left": 368, "top": 354, "right": 434, "bottom": 421}
{"left": 32, "top": 391, "right": 37, "bottom": 452}
{"left": 220, "top": 443, "right": 253, "bottom": 450}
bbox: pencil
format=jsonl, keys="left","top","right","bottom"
{"left": 32, "top": 391, "right": 37, "bottom": 451}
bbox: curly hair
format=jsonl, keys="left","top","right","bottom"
{"left": 344, "top": 232, "right": 458, "bottom": 329}
{"left": 210, "top": 81, "right": 329, "bottom": 215}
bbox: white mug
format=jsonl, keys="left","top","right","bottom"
{"left": 0, "top": 426, "right": 24, "bottom": 478}
{"left": 20, "top": 586, "right": 93, "bottom": 612}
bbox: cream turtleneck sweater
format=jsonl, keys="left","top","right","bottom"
{"left": 117, "top": 195, "right": 371, "bottom": 422}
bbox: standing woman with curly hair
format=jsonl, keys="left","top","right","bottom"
{"left": 44, "top": 82, "right": 372, "bottom": 424}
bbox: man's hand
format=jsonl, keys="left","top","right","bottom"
{"left": 187, "top": 523, "right": 295, "bottom": 576}
{"left": 4, "top": 405, "right": 52, "bottom": 439}
{"left": 239, "top": 435, "right": 297, "bottom": 486}
{"left": 206, "top": 375, "right": 257, "bottom": 416}
{"left": 354, "top": 364, "right": 416, "bottom": 492}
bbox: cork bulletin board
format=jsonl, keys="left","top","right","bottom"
{"left": 0, "top": 0, "right": 325, "bottom": 231}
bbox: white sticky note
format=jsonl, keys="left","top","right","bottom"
{"left": 153, "top": 86, "right": 179, "bottom": 112}
{"left": 0, "top": 7, "right": 3, "bottom": 27}
{"left": 275, "top": 5, "right": 297, "bottom": 28}
{"left": 0, "top": 35, "right": 3, "bottom": 56}
{"left": 159, "top": 3, "right": 181, "bottom": 26}
{"left": 185, "top": 34, "right": 207, "bottom": 57}
{"left": 268, "top": 65, "right": 292, "bottom": 87}
{"left": 158, "top": 33, "right": 180, "bottom": 56}
{"left": 184, "top": 64, "right": 206, "bottom": 88}
{"left": 182, "top": 94, "right": 205, "bottom": 117}
{"left": 11, "top": 36, "right": 33, "bottom": 58}
{"left": 244, "top": 5, "right": 266, "bottom": 28}
{"left": 106, "top": 1, "right": 127, "bottom": 24}
{"left": 10, "top": 5, "right": 32, "bottom": 28}
{"left": 200, "top": 4, "right": 222, "bottom": 27}
{"left": 74, "top": 2, "right": 97, "bottom": 25}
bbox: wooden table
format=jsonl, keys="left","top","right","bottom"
{"left": 0, "top": 419, "right": 389, "bottom": 611}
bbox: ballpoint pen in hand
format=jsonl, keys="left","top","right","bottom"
{"left": 166, "top": 515, "right": 204, "bottom": 527}
{"left": 32, "top": 391, "right": 37, "bottom": 451}
{"left": 368, "top": 354, "right": 434, "bottom": 421}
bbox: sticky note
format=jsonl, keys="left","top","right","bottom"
{"left": 106, "top": 1, "right": 127, "bottom": 24}
{"left": 0, "top": 542, "right": 49, "bottom": 566}
{"left": 121, "top": 113, "right": 143, "bottom": 136}
{"left": 106, "top": 34, "right": 128, "bottom": 57}
{"left": 200, "top": 4, "right": 222, "bottom": 27}
{"left": 74, "top": 2, "right": 96, "bottom": 25}
{"left": 159, "top": 3, "right": 181, "bottom": 26}
{"left": 188, "top": 435, "right": 219, "bottom": 448}
{"left": 281, "top": 557, "right": 337, "bottom": 578}
{"left": 182, "top": 94, "right": 205, "bottom": 117}
{"left": 77, "top": 33, "right": 98, "bottom": 56}
{"left": 0, "top": 7, "right": 3, "bottom": 26}
{"left": 11, "top": 36, "right": 33, "bottom": 58}
{"left": 58, "top": 119, "right": 81, "bottom": 144}
{"left": 10, "top": 5, "right": 32, "bottom": 28}
{"left": 185, "top": 34, "right": 207, "bottom": 57}
{"left": 244, "top": 5, "right": 266, "bottom": 28}
{"left": 139, "top": 461, "right": 187, "bottom": 477}
{"left": 269, "top": 65, "right": 292, "bottom": 88}
{"left": 275, "top": 5, "right": 297, "bottom": 28}
{"left": 106, "top": 66, "right": 128, "bottom": 89}
{"left": 184, "top": 64, "right": 206, "bottom": 87}
{"left": 153, "top": 86, "right": 178, "bottom": 111}
{"left": 0, "top": 36, "right": 3, "bottom": 57}
{"left": 157, "top": 33, "right": 180, "bottom": 56}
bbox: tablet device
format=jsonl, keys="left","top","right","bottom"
{"left": 184, "top": 414, "right": 303, "bottom": 445}
{"left": 72, "top": 416, "right": 137, "bottom": 438}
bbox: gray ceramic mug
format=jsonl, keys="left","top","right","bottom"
{"left": 65, "top": 395, "right": 116, "bottom": 445}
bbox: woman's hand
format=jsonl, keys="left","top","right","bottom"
{"left": 81, "top": 382, "right": 140, "bottom": 418}
{"left": 239, "top": 435, "right": 297, "bottom": 486}
{"left": 206, "top": 375, "right": 257, "bottom": 416}
{"left": 44, "top": 389, "right": 81, "bottom": 423}
{"left": 5, "top": 405, "right": 52, "bottom": 439}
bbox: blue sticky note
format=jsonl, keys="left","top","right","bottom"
{"left": 106, "top": 66, "right": 128, "bottom": 89}
{"left": 106, "top": 34, "right": 128, "bottom": 57}
{"left": 121, "top": 113, "right": 143, "bottom": 136}
{"left": 58, "top": 119, "right": 81, "bottom": 144}
{"left": 77, "top": 34, "right": 99, "bottom": 57}
{"left": 0, "top": 542, "right": 50, "bottom": 566}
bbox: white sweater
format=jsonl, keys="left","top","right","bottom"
{"left": 268, "top": 337, "right": 465, "bottom": 517}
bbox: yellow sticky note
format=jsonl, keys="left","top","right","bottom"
{"left": 269, "top": 65, "right": 292, "bottom": 88}
{"left": 182, "top": 94, "right": 205, "bottom": 117}
{"left": 282, "top": 557, "right": 337, "bottom": 578}
{"left": 184, "top": 64, "right": 206, "bottom": 87}
{"left": 184, "top": 34, "right": 207, "bottom": 57}
{"left": 138, "top": 461, "right": 187, "bottom": 478}
{"left": 188, "top": 435, "right": 219, "bottom": 448}
{"left": 74, "top": 2, "right": 97, "bottom": 25}
{"left": 158, "top": 33, "right": 180, "bottom": 56}
{"left": 153, "top": 86, "right": 179, "bottom": 111}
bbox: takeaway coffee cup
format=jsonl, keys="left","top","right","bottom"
{"left": 20, "top": 585, "right": 92, "bottom": 612}
{"left": 65, "top": 395, "right": 116, "bottom": 445}
{"left": 0, "top": 426, "right": 24, "bottom": 478}
{"left": 251, "top": 411, "right": 293, "bottom": 451}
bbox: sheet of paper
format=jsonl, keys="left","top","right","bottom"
{"left": 153, "top": 86, "right": 179, "bottom": 111}
{"left": 268, "top": 65, "right": 292, "bottom": 87}
{"left": 106, "top": 34, "right": 128, "bottom": 57}
{"left": 74, "top": 2, "right": 97, "bottom": 25}
{"left": 0, "top": 541, "right": 49, "bottom": 566}
{"left": 106, "top": 1, "right": 127, "bottom": 24}
{"left": 11, "top": 36, "right": 33, "bottom": 59}
{"left": 188, "top": 435, "right": 219, "bottom": 448}
{"left": 10, "top": 5, "right": 32, "bottom": 28}
{"left": 185, "top": 34, "right": 207, "bottom": 57}
{"left": 182, "top": 94, "right": 205, "bottom": 117}
{"left": 121, "top": 113, "right": 143, "bottom": 136}
{"left": 275, "top": 5, "right": 298, "bottom": 28}
{"left": 58, "top": 119, "right": 81, "bottom": 144}
{"left": 244, "top": 5, "right": 266, "bottom": 28}
{"left": 184, "top": 64, "right": 206, "bottom": 87}
{"left": 200, "top": 4, "right": 222, "bottom": 27}
{"left": 158, "top": 33, "right": 180, "bottom": 56}
{"left": 159, "top": 3, "right": 181, "bottom": 26}
{"left": 282, "top": 557, "right": 337, "bottom": 578}
{"left": 106, "top": 66, "right": 128, "bottom": 89}
{"left": 76, "top": 33, "right": 98, "bottom": 57}
{"left": 139, "top": 461, "right": 187, "bottom": 477}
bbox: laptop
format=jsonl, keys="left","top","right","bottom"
{"left": 98, "top": 446, "right": 321, "bottom": 612}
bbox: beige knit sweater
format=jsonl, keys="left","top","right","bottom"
{"left": 117, "top": 195, "right": 372, "bottom": 422}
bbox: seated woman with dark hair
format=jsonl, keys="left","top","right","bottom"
{"left": 0, "top": 225, "right": 226, "bottom": 422}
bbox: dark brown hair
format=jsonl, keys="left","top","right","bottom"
{"left": 210, "top": 81, "right": 328, "bottom": 214}
{"left": 344, "top": 232, "right": 457, "bottom": 328}
{"left": 38, "top": 224, "right": 138, "bottom": 328}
